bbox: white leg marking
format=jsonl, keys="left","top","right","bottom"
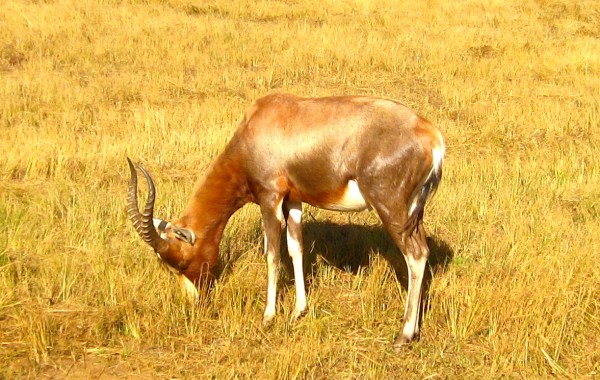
{"left": 403, "top": 257, "right": 412, "bottom": 320}
{"left": 263, "top": 232, "right": 268, "bottom": 254}
{"left": 401, "top": 256, "right": 427, "bottom": 340}
{"left": 263, "top": 197, "right": 285, "bottom": 326}
{"left": 275, "top": 197, "right": 285, "bottom": 224}
{"left": 264, "top": 239, "right": 278, "bottom": 324}
{"left": 286, "top": 203, "right": 307, "bottom": 318}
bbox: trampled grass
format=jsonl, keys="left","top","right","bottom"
{"left": 1, "top": 0, "right": 599, "bottom": 378}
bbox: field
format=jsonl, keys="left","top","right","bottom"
{"left": 1, "top": 0, "right": 599, "bottom": 378}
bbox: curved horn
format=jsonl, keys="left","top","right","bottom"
{"left": 127, "top": 158, "right": 144, "bottom": 237}
{"left": 126, "top": 158, "right": 169, "bottom": 254}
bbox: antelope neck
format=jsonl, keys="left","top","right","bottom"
{"left": 178, "top": 153, "right": 250, "bottom": 245}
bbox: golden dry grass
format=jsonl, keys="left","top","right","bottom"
{"left": 1, "top": 0, "right": 599, "bottom": 378}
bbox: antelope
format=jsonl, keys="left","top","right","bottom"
{"left": 127, "top": 93, "right": 445, "bottom": 349}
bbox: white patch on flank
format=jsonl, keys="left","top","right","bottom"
{"left": 323, "top": 180, "right": 369, "bottom": 212}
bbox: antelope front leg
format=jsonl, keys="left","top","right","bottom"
{"left": 285, "top": 201, "right": 307, "bottom": 321}
{"left": 261, "top": 204, "right": 284, "bottom": 327}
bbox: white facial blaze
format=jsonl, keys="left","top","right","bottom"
{"left": 178, "top": 274, "right": 199, "bottom": 300}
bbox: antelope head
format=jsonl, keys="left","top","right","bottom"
{"left": 126, "top": 158, "right": 210, "bottom": 297}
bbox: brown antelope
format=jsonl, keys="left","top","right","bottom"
{"left": 127, "top": 93, "right": 445, "bottom": 349}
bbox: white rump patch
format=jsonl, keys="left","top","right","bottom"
{"left": 432, "top": 141, "right": 445, "bottom": 173}
{"left": 323, "top": 180, "right": 370, "bottom": 212}
{"left": 408, "top": 136, "right": 445, "bottom": 217}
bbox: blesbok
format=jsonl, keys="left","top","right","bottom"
{"left": 127, "top": 93, "right": 445, "bottom": 349}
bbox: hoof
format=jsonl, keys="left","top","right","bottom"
{"left": 290, "top": 308, "right": 307, "bottom": 323}
{"left": 392, "top": 332, "right": 419, "bottom": 352}
{"left": 262, "top": 314, "right": 275, "bottom": 329}
{"left": 392, "top": 336, "right": 411, "bottom": 352}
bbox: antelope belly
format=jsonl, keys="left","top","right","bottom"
{"left": 321, "top": 180, "right": 370, "bottom": 212}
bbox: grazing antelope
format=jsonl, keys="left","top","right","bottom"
{"left": 127, "top": 93, "right": 445, "bottom": 349}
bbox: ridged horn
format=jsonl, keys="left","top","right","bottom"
{"left": 126, "top": 158, "right": 169, "bottom": 254}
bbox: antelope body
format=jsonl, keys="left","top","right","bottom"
{"left": 127, "top": 93, "right": 445, "bottom": 349}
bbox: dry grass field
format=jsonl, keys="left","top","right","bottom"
{"left": 1, "top": 0, "right": 599, "bottom": 378}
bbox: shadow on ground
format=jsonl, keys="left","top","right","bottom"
{"left": 281, "top": 221, "right": 454, "bottom": 290}
{"left": 278, "top": 220, "right": 453, "bottom": 327}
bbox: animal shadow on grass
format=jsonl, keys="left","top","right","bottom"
{"left": 280, "top": 220, "right": 454, "bottom": 324}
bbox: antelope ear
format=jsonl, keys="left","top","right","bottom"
{"left": 172, "top": 227, "right": 196, "bottom": 245}
{"left": 153, "top": 218, "right": 171, "bottom": 232}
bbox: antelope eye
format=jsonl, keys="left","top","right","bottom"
{"left": 172, "top": 228, "right": 196, "bottom": 245}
